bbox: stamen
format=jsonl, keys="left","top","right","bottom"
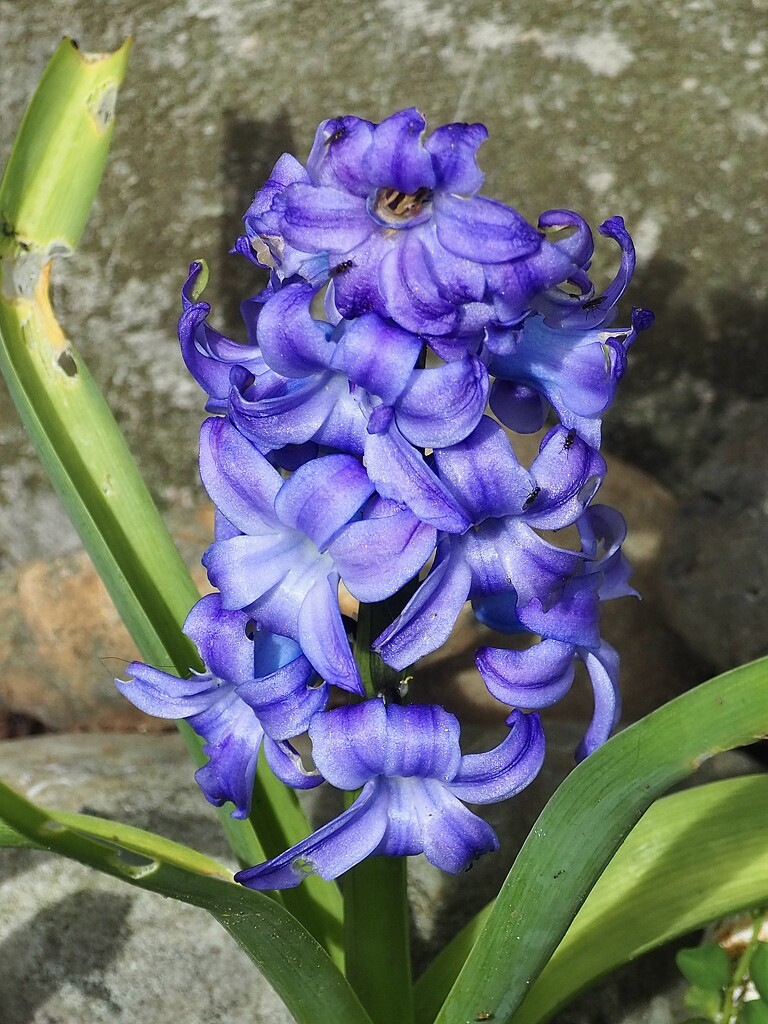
{"left": 373, "top": 186, "right": 432, "bottom": 225}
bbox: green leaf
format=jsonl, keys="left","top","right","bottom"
{"left": 508, "top": 776, "right": 768, "bottom": 1023}
{"left": 684, "top": 985, "right": 722, "bottom": 1020}
{"left": 0, "top": 778, "right": 371, "bottom": 1024}
{"left": 677, "top": 944, "right": 731, "bottom": 990}
{"left": 685, "top": 990, "right": 722, "bottom": 1020}
{"left": 0, "top": 38, "right": 130, "bottom": 252}
{"left": 0, "top": 39, "right": 343, "bottom": 957}
{"left": 422, "top": 657, "right": 768, "bottom": 1024}
{"left": 743, "top": 999, "right": 768, "bottom": 1024}
{"left": 751, "top": 944, "right": 768, "bottom": 1003}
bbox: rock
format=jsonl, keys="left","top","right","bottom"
{"left": 0, "top": 505, "right": 214, "bottom": 732}
{"left": 659, "top": 401, "right": 768, "bottom": 672}
{"left": 0, "top": 733, "right": 294, "bottom": 1024}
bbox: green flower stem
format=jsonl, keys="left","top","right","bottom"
{"left": 343, "top": 854, "right": 413, "bottom": 1024}
{"left": 722, "top": 912, "right": 764, "bottom": 1023}
{"left": 340, "top": 597, "right": 416, "bottom": 1024}
{"left": 0, "top": 38, "right": 343, "bottom": 956}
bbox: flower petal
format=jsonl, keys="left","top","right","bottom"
{"left": 432, "top": 416, "right": 532, "bottom": 521}
{"left": 256, "top": 282, "right": 333, "bottom": 377}
{"left": 416, "top": 780, "right": 499, "bottom": 873}
{"left": 395, "top": 355, "right": 489, "bottom": 448}
{"left": 116, "top": 662, "right": 224, "bottom": 720}
{"left": 191, "top": 689, "right": 264, "bottom": 819}
{"left": 488, "top": 379, "right": 549, "bottom": 435}
{"left": 522, "top": 426, "right": 607, "bottom": 530}
{"left": 229, "top": 366, "right": 367, "bottom": 455}
{"left": 235, "top": 780, "right": 389, "bottom": 889}
{"left": 306, "top": 115, "right": 376, "bottom": 195}
{"left": 576, "top": 640, "right": 621, "bottom": 760}
{"left": 330, "top": 497, "right": 436, "bottom": 602}
{"left": 279, "top": 182, "right": 373, "bottom": 254}
{"left": 476, "top": 638, "right": 577, "bottom": 708}
{"left": 263, "top": 737, "right": 323, "bottom": 790}
{"left": 236, "top": 637, "right": 326, "bottom": 741}
{"left": 448, "top": 710, "right": 546, "bottom": 803}
{"left": 297, "top": 571, "right": 362, "bottom": 693}
{"left": 374, "top": 547, "right": 472, "bottom": 669}
{"left": 516, "top": 574, "right": 602, "bottom": 649}
{"left": 330, "top": 313, "right": 422, "bottom": 404}
{"left": 199, "top": 416, "right": 281, "bottom": 531}
{"left": 364, "top": 422, "right": 471, "bottom": 534}
{"left": 435, "top": 193, "right": 542, "bottom": 263}
{"left": 203, "top": 532, "right": 301, "bottom": 611}
{"left": 178, "top": 263, "right": 269, "bottom": 404}
{"left": 309, "top": 701, "right": 462, "bottom": 786}
{"left": 379, "top": 231, "right": 460, "bottom": 335}
{"left": 274, "top": 453, "right": 374, "bottom": 550}
{"left": 183, "top": 593, "right": 255, "bottom": 686}
{"left": 364, "top": 109, "right": 435, "bottom": 193}
{"left": 309, "top": 699, "right": 389, "bottom": 788}
{"left": 425, "top": 121, "right": 488, "bottom": 194}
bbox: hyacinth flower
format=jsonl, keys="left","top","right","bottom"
{"left": 239, "top": 108, "right": 597, "bottom": 337}
{"left": 113, "top": 106, "right": 646, "bottom": 890}
{"left": 485, "top": 218, "right": 655, "bottom": 447}
{"left": 374, "top": 416, "right": 607, "bottom": 669}
{"left": 229, "top": 279, "right": 489, "bottom": 455}
{"left": 178, "top": 262, "right": 276, "bottom": 413}
{"left": 117, "top": 593, "right": 325, "bottom": 818}
{"left": 199, "top": 415, "right": 437, "bottom": 693}
{"left": 236, "top": 700, "right": 545, "bottom": 888}
{"left": 476, "top": 505, "right": 637, "bottom": 759}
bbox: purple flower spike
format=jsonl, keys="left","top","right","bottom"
{"left": 115, "top": 594, "right": 323, "bottom": 819}
{"left": 235, "top": 700, "right": 545, "bottom": 888}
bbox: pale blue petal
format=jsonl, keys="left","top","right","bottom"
{"left": 448, "top": 710, "right": 545, "bottom": 804}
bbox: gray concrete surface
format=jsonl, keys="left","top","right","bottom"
{"left": 0, "top": 0, "right": 766, "bottom": 568}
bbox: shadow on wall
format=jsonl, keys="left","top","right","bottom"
{"left": 608, "top": 258, "right": 768, "bottom": 493}
{"left": 217, "top": 111, "right": 295, "bottom": 333}
{"left": 0, "top": 889, "right": 133, "bottom": 1023}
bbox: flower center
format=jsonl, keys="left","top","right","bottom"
{"left": 372, "top": 186, "right": 432, "bottom": 227}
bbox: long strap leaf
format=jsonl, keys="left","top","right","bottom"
{"left": 421, "top": 657, "right": 768, "bottom": 1024}
{"left": 515, "top": 773, "right": 768, "bottom": 1023}
{"left": 0, "top": 38, "right": 343, "bottom": 958}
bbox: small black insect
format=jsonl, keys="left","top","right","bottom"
{"left": 562, "top": 428, "right": 577, "bottom": 451}
{"left": 522, "top": 485, "right": 540, "bottom": 509}
{"left": 582, "top": 295, "right": 604, "bottom": 311}
{"left": 330, "top": 260, "right": 354, "bottom": 277}
{"left": 325, "top": 126, "right": 346, "bottom": 145}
